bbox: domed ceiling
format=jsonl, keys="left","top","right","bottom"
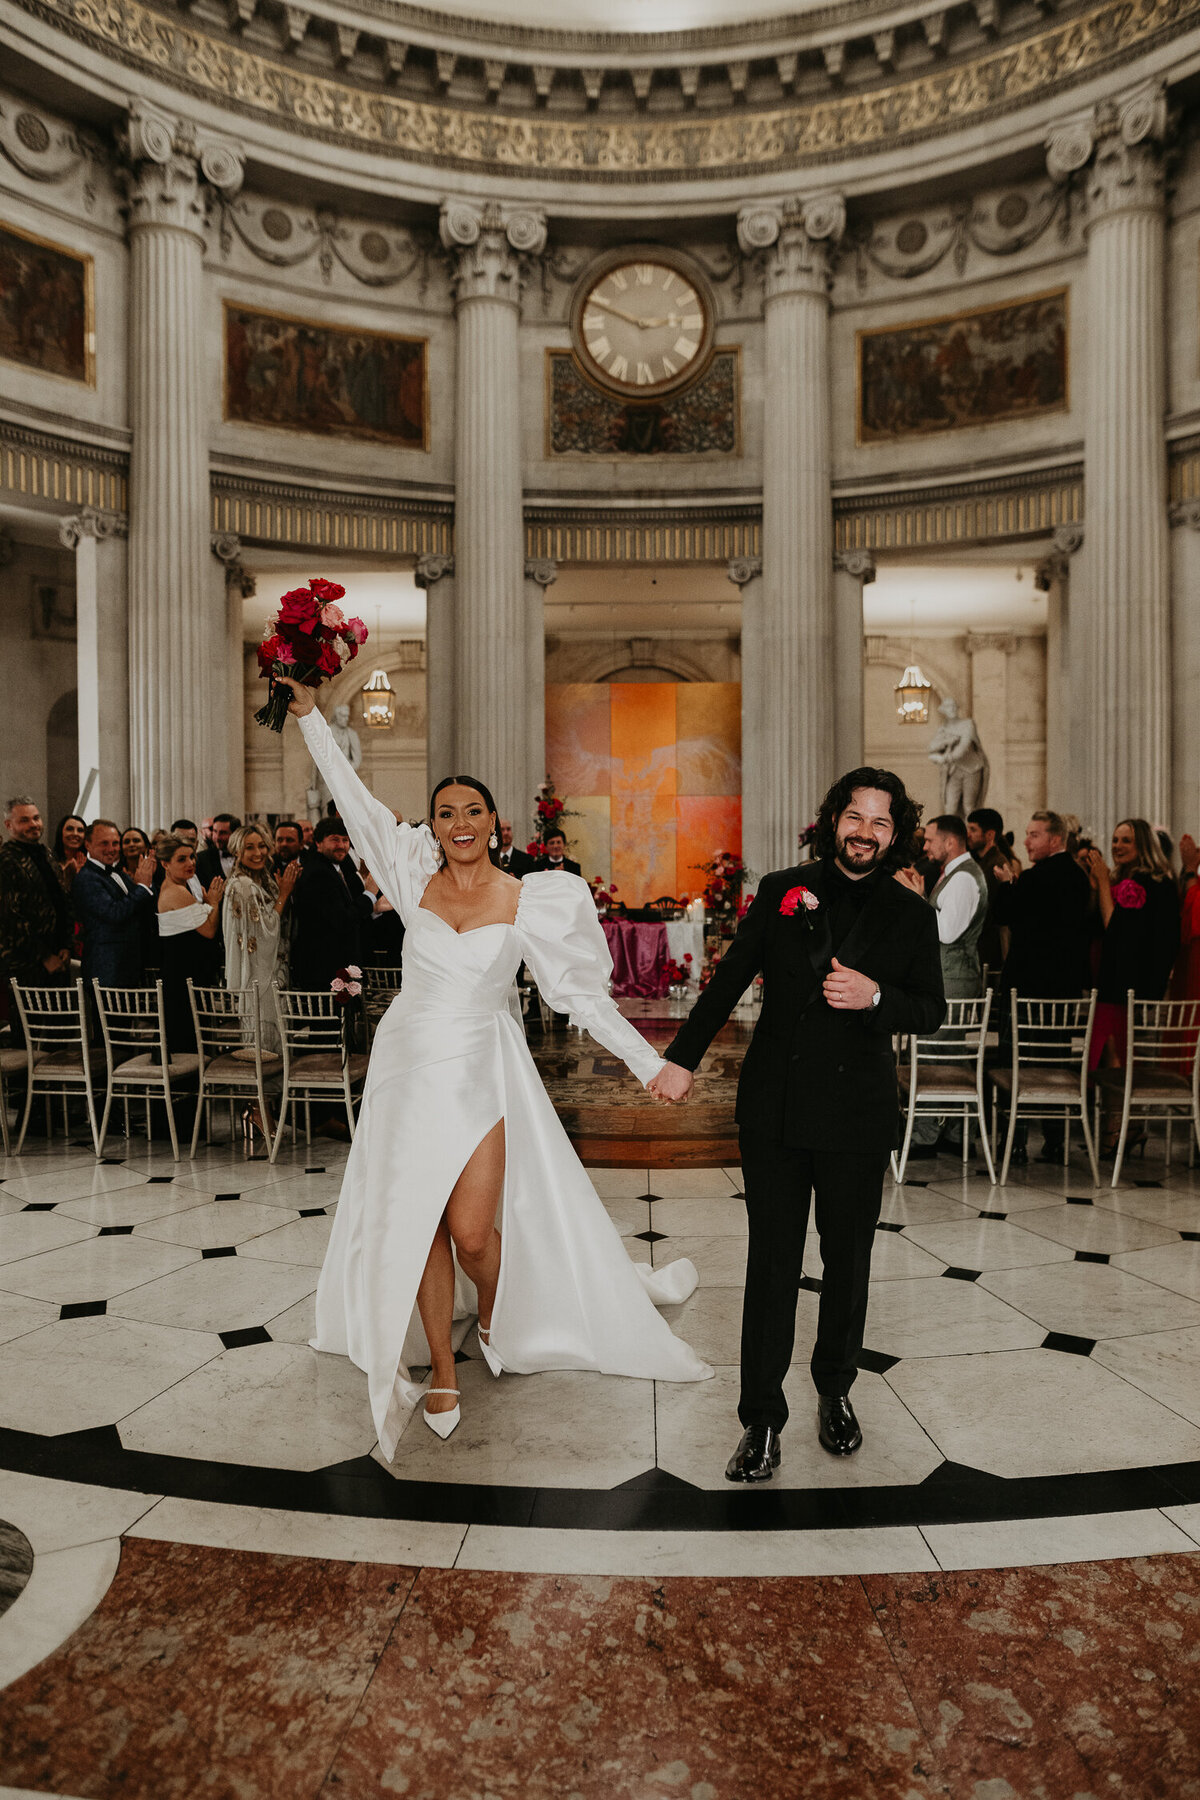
{"left": 416, "top": 0, "right": 825, "bottom": 29}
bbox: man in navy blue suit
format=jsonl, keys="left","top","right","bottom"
{"left": 73, "top": 819, "right": 156, "bottom": 991}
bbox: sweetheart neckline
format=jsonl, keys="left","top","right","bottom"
{"left": 415, "top": 907, "right": 517, "bottom": 938}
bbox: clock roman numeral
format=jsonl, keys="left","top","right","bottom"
{"left": 608, "top": 270, "right": 628, "bottom": 292}
{"left": 609, "top": 354, "right": 629, "bottom": 380}
{"left": 674, "top": 337, "right": 697, "bottom": 360}
{"left": 634, "top": 264, "right": 654, "bottom": 285}
{"left": 636, "top": 361, "right": 653, "bottom": 384}
{"left": 589, "top": 335, "right": 611, "bottom": 361}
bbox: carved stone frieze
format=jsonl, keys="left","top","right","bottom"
{"left": 13, "top": 0, "right": 1196, "bottom": 181}
{"left": 215, "top": 196, "right": 437, "bottom": 296}
{"left": 0, "top": 95, "right": 106, "bottom": 202}
{"left": 848, "top": 179, "right": 1075, "bottom": 292}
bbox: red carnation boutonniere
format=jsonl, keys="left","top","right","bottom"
{"left": 1112, "top": 877, "right": 1147, "bottom": 911}
{"left": 780, "top": 884, "right": 821, "bottom": 929}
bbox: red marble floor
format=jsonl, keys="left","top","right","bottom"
{"left": 3, "top": 1538, "right": 1200, "bottom": 1799}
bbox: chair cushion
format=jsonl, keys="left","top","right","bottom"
{"left": 1095, "top": 1066, "right": 1193, "bottom": 1098}
{"left": 991, "top": 1064, "right": 1080, "bottom": 1096}
{"left": 30, "top": 1050, "right": 89, "bottom": 1076}
{"left": 900, "top": 1064, "right": 978, "bottom": 1094}
{"left": 112, "top": 1053, "right": 200, "bottom": 1084}
{"left": 204, "top": 1052, "right": 283, "bottom": 1080}
{"left": 286, "top": 1052, "right": 369, "bottom": 1082}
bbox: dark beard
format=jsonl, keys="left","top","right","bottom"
{"left": 835, "top": 837, "right": 884, "bottom": 875}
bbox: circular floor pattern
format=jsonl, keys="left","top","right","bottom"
{"left": 2, "top": 1128, "right": 1200, "bottom": 1547}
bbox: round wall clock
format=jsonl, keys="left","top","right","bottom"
{"left": 570, "top": 249, "right": 716, "bottom": 401}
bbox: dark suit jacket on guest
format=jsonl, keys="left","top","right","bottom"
{"left": 993, "top": 850, "right": 1091, "bottom": 998}
{"left": 73, "top": 860, "right": 153, "bottom": 989}
{"left": 290, "top": 853, "right": 373, "bottom": 992}
{"left": 664, "top": 860, "right": 946, "bottom": 1157}
{"left": 498, "top": 848, "right": 536, "bottom": 877}
{"left": 194, "top": 848, "right": 229, "bottom": 890}
{"left": 543, "top": 857, "right": 582, "bottom": 876}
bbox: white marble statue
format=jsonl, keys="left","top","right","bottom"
{"left": 308, "top": 704, "right": 363, "bottom": 821}
{"left": 928, "top": 696, "right": 990, "bottom": 817}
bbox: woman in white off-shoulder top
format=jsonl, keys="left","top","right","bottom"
{"left": 276, "top": 677, "right": 711, "bottom": 1458}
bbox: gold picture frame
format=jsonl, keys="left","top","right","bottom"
{"left": 222, "top": 300, "right": 430, "bottom": 451}
{"left": 855, "top": 286, "right": 1069, "bottom": 447}
{"left": 0, "top": 218, "right": 95, "bottom": 387}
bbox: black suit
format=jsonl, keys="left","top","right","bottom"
{"left": 498, "top": 847, "right": 536, "bottom": 877}
{"left": 665, "top": 858, "right": 945, "bottom": 1431}
{"left": 290, "top": 853, "right": 372, "bottom": 992}
{"left": 73, "top": 859, "right": 152, "bottom": 989}
{"left": 194, "top": 847, "right": 231, "bottom": 890}
{"left": 543, "top": 856, "right": 581, "bottom": 876}
{"left": 994, "top": 850, "right": 1091, "bottom": 997}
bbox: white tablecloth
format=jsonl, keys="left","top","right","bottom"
{"left": 665, "top": 918, "right": 704, "bottom": 981}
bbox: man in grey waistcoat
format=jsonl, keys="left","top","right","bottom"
{"left": 903, "top": 814, "right": 989, "bottom": 1158}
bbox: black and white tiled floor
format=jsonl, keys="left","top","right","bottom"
{"left": 2, "top": 1125, "right": 1200, "bottom": 1650}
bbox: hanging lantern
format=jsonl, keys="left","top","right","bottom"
{"left": 895, "top": 664, "right": 932, "bottom": 726}
{"left": 360, "top": 667, "right": 396, "bottom": 730}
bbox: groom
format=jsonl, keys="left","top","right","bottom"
{"left": 648, "top": 770, "right": 945, "bottom": 1481}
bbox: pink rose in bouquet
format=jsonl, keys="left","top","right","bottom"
{"left": 254, "top": 578, "right": 367, "bottom": 732}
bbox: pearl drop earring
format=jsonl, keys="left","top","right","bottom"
{"left": 489, "top": 831, "right": 499, "bottom": 849}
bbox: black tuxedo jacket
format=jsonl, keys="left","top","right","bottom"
{"left": 543, "top": 857, "right": 582, "bottom": 876}
{"left": 499, "top": 848, "right": 536, "bottom": 877}
{"left": 194, "top": 847, "right": 229, "bottom": 889}
{"left": 993, "top": 850, "right": 1091, "bottom": 997}
{"left": 290, "top": 853, "right": 372, "bottom": 991}
{"left": 664, "top": 859, "right": 945, "bottom": 1155}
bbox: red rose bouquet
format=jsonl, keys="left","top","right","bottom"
{"left": 254, "top": 578, "right": 368, "bottom": 733}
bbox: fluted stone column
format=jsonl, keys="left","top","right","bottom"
{"left": 416, "top": 552, "right": 456, "bottom": 788}
{"left": 1038, "top": 524, "right": 1083, "bottom": 810}
{"left": 1170, "top": 503, "right": 1200, "bottom": 834}
{"left": 738, "top": 195, "right": 844, "bottom": 872}
{"left": 727, "top": 556, "right": 765, "bottom": 879}
{"left": 211, "top": 530, "right": 252, "bottom": 816}
{"left": 59, "top": 506, "right": 130, "bottom": 823}
{"left": 1048, "top": 85, "right": 1169, "bottom": 831}
{"left": 833, "top": 549, "right": 874, "bottom": 778}
{"left": 523, "top": 558, "right": 556, "bottom": 825}
{"left": 440, "top": 199, "right": 546, "bottom": 819}
{"left": 121, "top": 103, "right": 242, "bottom": 826}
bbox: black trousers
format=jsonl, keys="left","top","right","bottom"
{"left": 737, "top": 1129, "right": 890, "bottom": 1432}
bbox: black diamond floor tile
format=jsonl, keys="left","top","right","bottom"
{"left": 298, "top": 1207, "right": 326, "bottom": 1218}
{"left": 21, "top": 1203, "right": 56, "bottom": 1212}
{"left": 1133, "top": 1180, "right": 1163, "bottom": 1188}
{"left": 856, "top": 1347, "right": 900, "bottom": 1375}
{"left": 146, "top": 1175, "right": 174, "bottom": 1185}
{"left": 219, "top": 1326, "right": 272, "bottom": 1349}
{"left": 60, "top": 1300, "right": 106, "bottom": 1320}
{"left": 97, "top": 1225, "right": 135, "bottom": 1237}
{"left": 1075, "top": 1249, "right": 1110, "bottom": 1264}
{"left": 633, "top": 1229, "right": 667, "bottom": 1243}
{"left": 1042, "top": 1330, "right": 1096, "bottom": 1357}
{"left": 1066, "top": 1195, "right": 1094, "bottom": 1205}
{"left": 876, "top": 1220, "right": 905, "bottom": 1233}
{"left": 305, "top": 1167, "right": 325, "bottom": 1174}
{"left": 941, "top": 1266, "right": 981, "bottom": 1282}
{"left": 1182, "top": 1230, "right": 1200, "bottom": 1242}
{"left": 213, "top": 1192, "right": 241, "bottom": 1202}
{"left": 201, "top": 1245, "right": 238, "bottom": 1259}
{"left": 900, "top": 1179, "right": 929, "bottom": 1188}
{"left": 978, "top": 1210, "right": 1008, "bottom": 1221}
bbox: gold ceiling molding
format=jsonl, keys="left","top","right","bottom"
{"left": 834, "top": 465, "right": 1084, "bottom": 550}
{"left": 0, "top": 418, "right": 127, "bottom": 515}
{"left": 20, "top": 0, "right": 1199, "bottom": 179}
{"left": 211, "top": 473, "right": 452, "bottom": 555}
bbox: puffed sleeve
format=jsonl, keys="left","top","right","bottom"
{"left": 517, "top": 873, "right": 665, "bottom": 1087}
{"left": 298, "top": 707, "right": 438, "bottom": 923}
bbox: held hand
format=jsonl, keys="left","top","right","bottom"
{"left": 823, "top": 956, "right": 878, "bottom": 1011}
{"left": 894, "top": 865, "right": 925, "bottom": 895}
{"left": 204, "top": 876, "right": 226, "bottom": 907}
{"left": 134, "top": 856, "right": 156, "bottom": 887}
{"left": 647, "top": 1062, "right": 694, "bottom": 1105}
{"left": 278, "top": 860, "right": 301, "bottom": 896}
{"left": 992, "top": 859, "right": 1015, "bottom": 885}
{"left": 1182, "top": 833, "right": 1200, "bottom": 875}
{"left": 274, "top": 674, "right": 316, "bottom": 718}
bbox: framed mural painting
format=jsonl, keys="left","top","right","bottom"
{"left": 545, "top": 347, "right": 740, "bottom": 458}
{"left": 0, "top": 219, "right": 94, "bottom": 385}
{"left": 223, "top": 303, "right": 428, "bottom": 449}
{"left": 856, "top": 288, "right": 1068, "bottom": 445}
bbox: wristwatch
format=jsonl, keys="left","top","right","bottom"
{"left": 869, "top": 984, "right": 882, "bottom": 1009}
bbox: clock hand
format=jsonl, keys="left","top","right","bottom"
{"left": 588, "top": 294, "right": 645, "bottom": 329}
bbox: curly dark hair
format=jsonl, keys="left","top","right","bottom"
{"left": 812, "top": 767, "right": 923, "bottom": 874}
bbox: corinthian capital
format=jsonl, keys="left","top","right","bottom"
{"left": 119, "top": 102, "right": 243, "bottom": 237}
{"left": 1046, "top": 82, "right": 1167, "bottom": 219}
{"left": 738, "top": 193, "right": 845, "bottom": 301}
{"left": 439, "top": 199, "right": 547, "bottom": 305}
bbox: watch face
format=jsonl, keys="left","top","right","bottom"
{"left": 572, "top": 254, "right": 714, "bottom": 399}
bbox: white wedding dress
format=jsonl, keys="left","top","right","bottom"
{"left": 299, "top": 709, "right": 712, "bottom": 1460}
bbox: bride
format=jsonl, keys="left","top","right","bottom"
{"left": 279, "top": 677, "right": 712, "bottom": 1457}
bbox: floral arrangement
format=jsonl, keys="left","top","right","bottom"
{"left": 330, "top": 964, "right": 363, "bottom": 1004}
{"left": 524, "top": 776, "right": 579, "bottom": 861}
{"left": 1112, "top": 876, "right": 1147, "bottom": 910}
{"left": 665, "top": 954, "right": 694, "bottom": 986}
{"left": 698, "top": 946, "right": 722, "bottom": 990}
{"left": 254, "top": 579, "right": 368, "bottom": 733}
{"left": 590, "top": 878, "right": 619, "bottom": 911}
{"left": 797, "top": 821, "right": 818, "bottom": 856}
{"left": 694, "top": 849, "right": 750, "bottom": 912}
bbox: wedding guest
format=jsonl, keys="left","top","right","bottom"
{"left": 289, "top": 813, "right": 372, "bottom": 991}
{"left": 170, "top": 819, "right": 200, "bottom": 851}
{"left": 1179, "top": 832, "right": 1200, "bottom": 895}
{"left": 155, "top": 835, "right": 224, "bottom": 1052}
{"left": 121, "top": 827, "right": 152, "bottom": 882}
{"left": 121, "top": 826, "right": 161, "bottom": 966}
{"left": 223, "top": 824, "right": 299, "bottom": 1054}
{"left": 300, "top": 820, "right": 314, "bottom": 850}
{"left": 0, "top": 796, "right": 73, "bottom": 1034}
{"left": 52, "top": 814, "right": 87, "bottom": 884}
{"left": 1175, "top": 852, "right": 1200, "bottom": 1000}
{"left": 992, "top": 810, "right": 1092, "bottom": 1161}
{"left": 1078, "top": 818, "right": 1180, "bottom": 1152}
{"left": 196, "top": 813, "right": 239, "bottom": 887}
{"left": 73, "top": 820, "right": 155, "bottom": 991}
{"left": 542, "top": 828, "right": 581, "bottom": 875}
{"left": 968, "top": 806, "right": 1019, "bottom": 975}
{"left": 497, "top": 819, "right": 534, "bottom": 877}
{"left": 272, "top": 820, "right": 303, "bottom": 876}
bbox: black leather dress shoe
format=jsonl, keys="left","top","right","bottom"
{"left": 817, "top": 1395, "right": 863, "bottom": 1456}
{"left": 724, "top": 1424, "right": 781, "bottom": 1483}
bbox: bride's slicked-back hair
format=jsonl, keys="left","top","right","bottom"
{"left": 813, "top": 767, "right": 923, "bottom": 873}
{"left": 429, "top": 775, "right": 503, "bottom": 868}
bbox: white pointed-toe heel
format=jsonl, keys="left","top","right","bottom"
{"left": 422, "top": 1388, "right": 461, "bottom": 1440}
{"left": 477, "top": 1322, "right": 502, "bottom": 1378}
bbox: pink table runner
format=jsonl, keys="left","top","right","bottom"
{"left": 601, "top": 918, "right": 670, "bottom": 998}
